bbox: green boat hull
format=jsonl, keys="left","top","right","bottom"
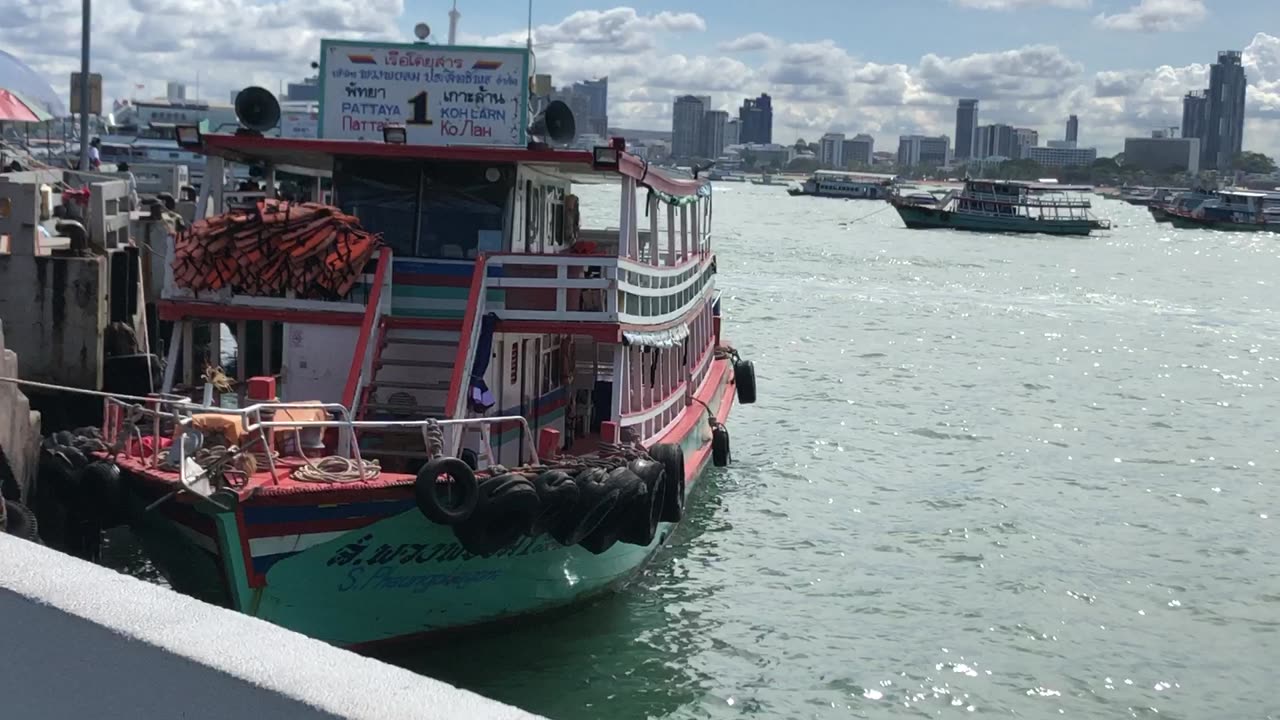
{"left": 121, "top": 371, "right": 734, "bottom": 648}
{"left": 894, "top": 204, "right": 1098, "bottom": 236}
{"left": 1167, "top": 215, "right": 1276, "bottom": 232}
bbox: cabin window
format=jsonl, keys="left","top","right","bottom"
{"left": 334, "top": 158, "right": 513, "bottom": 260}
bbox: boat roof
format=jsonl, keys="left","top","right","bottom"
{"left": 191, "top": 133, "right": 708, "bottom": 196}
{"left": 968, "top": 179, "right": 1092, "bottom": 191}
{"left": 1218, "top": 189, "right": 1269, "bottom": 198}
{"left": 812, "top": 170, "right": 897, "bottom": 180}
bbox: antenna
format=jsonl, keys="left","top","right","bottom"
{"left": 526, "top": 0, "right": 533, "bottom": 52}
{"left": 448, "top": 0, "right": 460, "bottom": 45}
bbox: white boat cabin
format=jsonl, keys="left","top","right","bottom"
{"left": 158, "top": 135, "right": 721, "bottom": 469}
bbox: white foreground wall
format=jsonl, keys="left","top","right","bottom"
{"left": 0, "top": 535, "right": 542, "bottom": 720}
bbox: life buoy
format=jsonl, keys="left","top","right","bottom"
{"left": 414, "top": 457, "right": 479, "bottom": 526}
{"left": 453, "top": 473, "right": 541, "bottom": 557}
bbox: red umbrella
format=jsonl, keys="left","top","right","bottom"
{"left": 0, "top": 88, "right": 54, "bottom": 123}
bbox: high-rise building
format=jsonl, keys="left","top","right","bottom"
{"left": 955, "top": 99, "right": 979, "bottom": 160}
{"left": 1066, "top": 115, "right": 1079, "bottom": 143}
{"left": 1205, "top": 51, "right": 1247, "bottom": 171}
{"left": 672, "top": 95, "right": 707, "bottom": 159}
{"left": 842, "top": 134, "right": 874, "bottom": 167}
{"left": 1014, "top": 128, "right": 1039, "bottom": 160}
{"left": 724, "top": 119, "right": 740, "bottom": 147}
{"left": 1027, "top": 145, "right": 1096, "bottom": 168}
{"left": 166, "top": 81, "right": 186, "bottom": 102}
{"left": 897, "top": 135, "right": 950, "bottom": 168}
{"left": 974, "top": 124, "right": 1016, "bottom": 159}
{"left": 553, "top": 77, "right": 609, "bottom": 136}
{"left": 738, "top": 93, "right": 773, "bottom": 145}
{"left": 701, "top": 110, "right": 729, "bottom": 159}
{"left": 1181, "top": 90, "right": 1208, "bottom": 148}
{"left": 819, "top": 132, "right": 845, "bottom": 168}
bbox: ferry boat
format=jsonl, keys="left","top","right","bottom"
{"left": 45, "top": 40, "right": 757, "bottom": 649}
{"left": 1166, "top": 189, "right": 1280, "bottom": 231}
{"left": 890, "top": 179, "right": 1111, "bottom": 236}
{"left": 787, "top": 170, "right": 895, "bottom": 200}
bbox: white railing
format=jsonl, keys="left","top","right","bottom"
{"left": 487, "top": 252, "right": 716, "bottom": 327}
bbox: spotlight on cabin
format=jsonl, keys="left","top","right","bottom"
{"left": 175, "top": 124, "right": 203, "bottom": 148}
{"left": 592, "top": 145, "right": 620, "bottom": 170}
{"left": 383, "top": 124, "right": 408, "bottom": 145}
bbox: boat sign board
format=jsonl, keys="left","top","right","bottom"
{"left": 318, "top": 40, "right": 529, "bottom": 147}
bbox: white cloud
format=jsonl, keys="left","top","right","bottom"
{"left": 952, "top": 0, "right": 1090, "bottom": 9}
{"left": 719, "top": 33, "right": 778, "bottom": 53}
{"left": 1094, "top": 0, "right": 1207, "bottom": 32}
{"left": 1, "top": 4, "right": 1276, "bottom": 158}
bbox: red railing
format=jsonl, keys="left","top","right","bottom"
{"left": 341, "top": 249, "right": 392, "bottom": 409}
{"left": 445, "top": 254, "right": 490, "bottom": 422}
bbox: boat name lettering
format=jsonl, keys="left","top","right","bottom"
{"left": 356, "top": 69, "right": 422, "bottom": 83}
{"left": 345, "top": 83, "right": 386, "bottom": 99}
{"left": 441, "top": 90, "right": 507, "bottom": 105}
{"left": 383, "top": 51, "right": 463, "bottom": 70}
{"left": 338, "top": 566, "right": 501, "bottom": 594}
{"left": 325, "top": 533, "right": 555, "bottom": 567}
{"left": 341, "top": 102, "right": 401, "bottom": 116}
{"left": 440, "top": 106, "right": 507, "bottom": 122}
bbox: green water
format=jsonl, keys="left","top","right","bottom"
{"left": 111, "top": 186, "right": 1280, "bottom": 718}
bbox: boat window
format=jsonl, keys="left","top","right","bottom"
{"left": 334, "top": 158, "right": 513, "bottom": 260}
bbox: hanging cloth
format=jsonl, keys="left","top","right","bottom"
{"left": 468, "top": 312, "right": 498, "bottom": 413}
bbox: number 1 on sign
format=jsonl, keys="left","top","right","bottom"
{"left": 408, "top": 92, "right": 433, "bottom": 126}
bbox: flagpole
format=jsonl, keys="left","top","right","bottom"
{"left": 78, "top": 0, "right": 91, "bottom": 170}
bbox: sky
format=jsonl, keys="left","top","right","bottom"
{"left": 2, "top": 0, "right": 1278, "bottom": 156}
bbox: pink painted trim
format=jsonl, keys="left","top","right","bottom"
{"left": 157, "top": 300, "right": 363, "bottom": 326}
{"left": 650, "top": 355, "right": 731, "bottom": 449}
{"left": 619, "top": 152, "right": 709, "bottom": 197}
{"left": 199, "top": 133, "right": 596, "bottom": 166}
{"left": 445, "top": 255, "right": 489, "bottom": 420}
{"left": 342, "top": 249, "right": 391, "bottom": 408}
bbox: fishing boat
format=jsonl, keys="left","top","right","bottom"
{"left": 38, "top": 38, "right": 757, "bottom": 649}
{"left": 890, "top": 179, "right": 1111, "bottom": 236}
{"left": 786, "top": 170, "right": 895, "bottom": 200}
{"left": 1166, "top": 189, "right": 1280, "bottom": 231}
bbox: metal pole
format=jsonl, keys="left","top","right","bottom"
{"left": 78, "top": 0, "right": 91, "bottom": 170}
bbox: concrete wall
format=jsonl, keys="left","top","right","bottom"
{"left": 0, "top": 253, "right": 108, "bottom": 388}
{"left": 0, "top": 320, "right": 40, "bottom": 503}
{"left": 0, "top": 534, "right": 543, "bottom": 720}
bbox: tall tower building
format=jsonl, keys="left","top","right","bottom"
{"left": 1066, "top": 115, "right": 1079, "bottom": 144}
{"left": 738, "top": 94, "right": 773, "bottom": 145}
{"left": 1204, "top": 50, "right": 1247, "bottom": 171}
{"left": 672, "top": 95, "right": 708, "bottom": 159}
{"left": 954, "top": 99, "right": 979, "bottom": 160}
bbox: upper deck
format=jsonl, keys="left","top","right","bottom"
{"left": 160, "top": 132, "right": 716, "bottom": 340}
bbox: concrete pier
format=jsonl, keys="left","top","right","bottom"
{"left": 0, "top": 535, "right": 542, "bottom": 719}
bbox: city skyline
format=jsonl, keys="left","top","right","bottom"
{"left": 2, "top": 2, "right": 1278, "bottom": 156}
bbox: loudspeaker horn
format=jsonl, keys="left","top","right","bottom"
{"left": 234, "top": 86, "right": 281, "bottom": 133}
{"left": 529, "top": 100, "right": 576, "bottom": 145}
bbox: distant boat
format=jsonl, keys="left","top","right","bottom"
{"left": 1149, "top": 189, "right": 1215, "bottom": 223}
{"left": 890, "top": 179, "right": 1110, "bottom": 236}
{"left": 786, "top": 170, "right": 896, "bottom": 200}
{"left": 751, "top": 174, "right": 783, "bottom": 186}
{"left": 1166, "top": 189, "right": 1280, "bottom": 231}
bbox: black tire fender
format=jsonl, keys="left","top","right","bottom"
{"left": 453, "top": 473, "right": 541, "bottom": 557}
{"left": 414, "top": 457, "right": 479, "bottom": 526}
{"left": 649, "top": 443, "right": 686, "bottom": 523}
{"left": 3, "top": 499, "right": 40, "bottom": 543}
{"left": 734, "top": 359, "right": 757, "bottom": 405}
{"left": 555, "top": 467, "right": 619, "bottom": 546}
{"left": 460, "top": 448, "right": 479, "bottom": 471}
{"left": 80, "top": 461, "right": 127, "bottom": 529}
{"left": 530, "top": 469, "right": 580, "bottom": 538}
{"left": 621, "top": 458, "right": 665, "bottom": 546}
{"left": 712, "top": 425, "right": 731, "bottom": 468}
{"left": 580, "top": 467, "right": 648, "bottom": 554}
